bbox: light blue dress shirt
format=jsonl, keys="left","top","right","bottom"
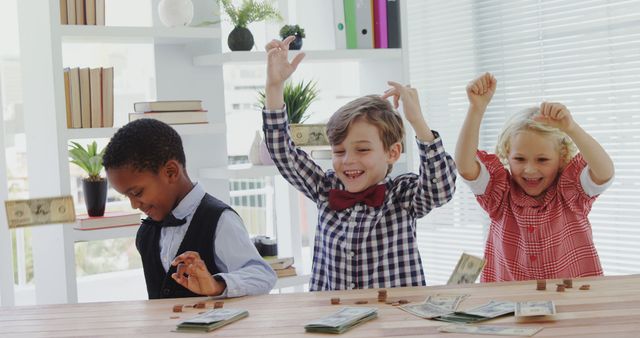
{"left": 159, "top": 183, "right": 276, "bottom": 298}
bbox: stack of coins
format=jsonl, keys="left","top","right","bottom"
{"left": 330, "top": 297, "right": 340, "bottom": 305}
{"left": 398, "top": 299, "right": 410, "bottom": 304}
{"left": 172, "top": 304, "right": 184, "bottom": 313}
{"left": 579, "top": 284, "right": 591, "bottom": 290}
{"left": 355, "top": 300, "right": 368, "bottom": 304}
{"left": 563, "top": 279, "right": 573, "bottom": 288}
{"left": 195, "top": 302, "right": 206, "bottom": 309}
{"left": 214, "top": 301, "right": 224, "bottom": 309}
{"left": 377, "top": 289, "right": 388, "bottom": 302}
{"left": 556, "top": 283, "right": 566, "bottom": 292}
{"left": 536, "top": 279, "right": 546, "bottom": 291}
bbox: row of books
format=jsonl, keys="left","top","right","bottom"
{"left": 334, "top": 0, "right": 401, "bottom": 49}
{"left": 130, "top": 100, "right": 209, "bottom": 125}
{"left": 60, "top": 0, "right": 105, "bottom": 25}
{"left": 64, "top": 67, "right": 114, "bottom": 129}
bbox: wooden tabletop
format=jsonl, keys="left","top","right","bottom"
{"left": 2, "top": 274, "right": 640, "bottom": 337}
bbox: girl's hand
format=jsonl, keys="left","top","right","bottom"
{"left": 466, "top": 72, "right": 496, "bottom": 110}
{"left": 534, "top": 102, "right": 575, "bottom": 132}
{"left": 381, "top": 81, "right": 423, "bottom": 124}
{"left": 265, "top": 36, "right": 305, "bottom": 88}
{"left": 171, "top": 251, "right": 224, "bottom": 296}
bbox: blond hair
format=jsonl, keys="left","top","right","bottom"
{"left": 496, "top": 106, "right": 577, "bottom": 167}
{"left": 326, "top": 95, "right": 404, "bottom": 173}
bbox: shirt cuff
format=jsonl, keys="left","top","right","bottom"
{"left": 460, "top": 159, "right": 490, "bottom": 195}
{"left": 416, "top": 130, "right": 445, "bottom": 159}
{"left": 580, "top": 166, "right": 614, "bottom": 197}
{"left": 262, "top": 106, "right": 288, "bottom": 129}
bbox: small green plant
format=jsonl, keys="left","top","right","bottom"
{"left": 217, "top": 0, "right": 282, "bottom": 28}
{"left": 279, "top": 24, "right": 305, "bottom": 39}
{"left": 258, "top": 80, "right": 319, "bottom": 124}
{"left": 69, "top": 141, "right": 105, "bottom": 182}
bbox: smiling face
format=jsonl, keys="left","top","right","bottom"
{"left": 331, "top": 118, "right": 401, "bottom": 193}
{"left": 106, "top": 164, "right": 178, "bottom": 221}
{"left": 507, "top": 129, "right": 563, "bottom": 198}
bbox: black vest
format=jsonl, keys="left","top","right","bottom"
{"left": 136, "top": 194, "right": 232, "bottom": 299}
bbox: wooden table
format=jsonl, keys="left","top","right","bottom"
{"left": 2, "top": 274, "right": 640, "bottom": 337}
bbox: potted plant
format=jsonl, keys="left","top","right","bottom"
{"left": 69, "top": 141, "right": 107, "bottom": 217}
{"left": 279, "top": 24, "right": 305, "bottom": 50}
{"left": 217, "top": 0, "right": 282, "bottom": 51}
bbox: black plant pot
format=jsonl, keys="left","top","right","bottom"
{"left": 288, "top": 36, "right": 303, "bottom": 50}
{"left": 228, "top": 26, "right": 254, "bottom": 51}
{"left": 83, "top": 178, "right": 108, "bottom": 217}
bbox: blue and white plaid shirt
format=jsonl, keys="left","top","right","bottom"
{"left": 263, "top": 108, "right": 457, "bottom": 291}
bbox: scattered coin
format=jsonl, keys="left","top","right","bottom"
{"left": 556, "top": 284, "right": 566, "bottom": 292}
{"left": 330, "top": 297, "right": 340, "bottom": 305}
{"left": 195, "top": 302, "right": 206, "bottom": 309}
{"left": 563, "top": 279, "right": 573, "bottom": 288}
{"left": 354, "top": 300, "right": 368, "bottom": 304}
{"left": 172, "top": 304, "right": 183, "bottom": 313}
{"left": 536, "top": 279, "right": 546, "bottom": 291}
{"left": 214, "top": 301, "right": 224, "bottom": 309}
{"left": 398, "top": 299, "right": 409, "bottom": 304}
{"left": 579, "top": 284, "right": 591, "bottom": 290}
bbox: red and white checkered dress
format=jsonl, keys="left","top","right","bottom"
{"left": 474, "top": 151, "right": 605, "bottom": 282}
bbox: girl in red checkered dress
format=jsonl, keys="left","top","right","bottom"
{"left": 455, "top": 73, "right": 615, "bottom": 282}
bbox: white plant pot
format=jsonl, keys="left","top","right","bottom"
{"left": 158, "top": 0, "right": 194, "bottom": 27}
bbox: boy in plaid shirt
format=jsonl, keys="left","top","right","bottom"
{"left": 262, "top": 36, "right": 457, "bottom": 291}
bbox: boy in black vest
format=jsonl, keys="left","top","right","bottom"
{"left": 103, "top": 119, "right": 276, "bottom": 299}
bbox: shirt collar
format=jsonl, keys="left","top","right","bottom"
{"left": 170, "top": 182, "right": 205, "bottom": 220}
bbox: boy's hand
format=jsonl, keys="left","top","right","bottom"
{"left": 466, "top": 72, "right": 496, "bottom": 110}
{"left": 381, "top": 81, "right": 422, "bottom": 124}
{"left": 265, "top": 36, "right": 305, "bottom": 88}
{"left": 534, "top": 102, "right": 575, "bottom": 132}
{"left": 171, "top": 251, "right": 225, "bottom": 296}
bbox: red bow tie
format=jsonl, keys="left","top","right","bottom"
{"left": 328, "top": 184, "right": 386, "bottom": 211}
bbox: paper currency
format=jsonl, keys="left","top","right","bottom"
{"left": 515, "top": 301, "right": 556, "bottom": 317}
{"left": 447, "top": 252, "right": 486, "bottom": 285}
{"left": 400, "top": 294, "right": 468, "bottom": 319}
{"left": 175, "top": 308, "right": 248, "bottom": 332}
{"left": 435, "top": 300, "right": 515, "bottom": 324}
{"left": 438, "top": 324, "right": 543, "bottom": 336}
{"left": 4, "top": 196, "right": 75, "bottom": 228}
{"left": 290, "top": 124, "right": 329, "bottom": 146}
{"left": 305, "top": 307, "right": 377, "bottom": 334}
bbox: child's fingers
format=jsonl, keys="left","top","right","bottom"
{"left": 282, "top": 35, "right": 296, "bottom": 49}
{"left": 171, "top": 251, "right": 201, "bottom": 266}
{"left": 540, "top": 102, "right": 550, "bottom": 117}
{"left": 265, "top": 39, "right": 283, "bottom": 52}
{"left": 290, "top": 52, "right": 305, "bottom": 70}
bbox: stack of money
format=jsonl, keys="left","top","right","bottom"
{"left": 175, "top": 308, "right": 248, "bottom": 332}
{"left": 400, "top": 294, "right": 468, "bottom": 319}
{"left": 435, "top": 300, "right": 515, "bottom": 323}
{"left": 515, "top": 301, "right": 556, "bottom": 319}
{"left": 438, "top": 324, "right": 543, "bottom": 336}
{"left": 304, "top": 307, "right": 378, "bottom": 334}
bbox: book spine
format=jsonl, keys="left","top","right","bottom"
{"left": 75, "top": 0, "right": 85, "bottom": 25}
{"left": 343, "top": 0, "right": 358, "bottom": 49}
{"left": 63, "top": 68, "right": 71, "bottom": 128}
{"left": 101, "top": 67, "right": 114, "bottom": 127}
{"left": 69, "top": 67, "right": 82, "bottom": 128}
{"left": 386, "top": 0, "right": 401, "bottom": 48}
{"left": 60, "top": 0, "right": 68, "bottom": 25}
{"left": 373, "top": 0, "right": 388, "bottom": 48}
{"left": 95, "top": 0, "right": 105, "bottom": 26}
{"left": 79, "top": 67, "right": 91, "bottom": 128}
{"left": 85, "top": 0, "right": 96, "bottom": 25}
{"left": 89, "top": 68, "right": 102, "bottom": 127}
{"left": 66, "top": 0, "right": 76, "bottom": 25}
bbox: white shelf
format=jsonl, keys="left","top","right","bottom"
{"left": 58, "top": 25, "right": 221, "bottom": 44}
{"left": 64, "top": 122, "right": 226, "bottom": 140}
{"left": 199, "top": 163, "right": 280, "bottom": 180}
{"left": 193, "top": 48, "right": 402, "bottom": 66}
{"left": 274, "top": 274, "right": 310, "bottom": 289}
{"left": 71, "top": 224, "right": 140, "bottom": 242}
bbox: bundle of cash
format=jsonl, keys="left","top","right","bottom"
{"left": 515, "top": 301, "right": 556, "bottom": 318}
{"left": 175, "top": 308, "right": 248, "bottom": 332}
{"left": 435, "top": 300, "right": 515, "bottom": 323}
{"left": 438, "top": 324, "right": 543, "bottom": 337}
{"left": 400, "top": 294, "right": 468, "bottom": 319}
{"left": 447, "top": 253, "right": 486, "bottom": 285}
{"left": 304, "top": 307, "right": 377, "bottom": 334}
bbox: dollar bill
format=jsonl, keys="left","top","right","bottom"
{"left": 515, "top": 301, "right": 556, "bottom": 317}
{"left": 438, "top": 324, "right": 543, "bottom": 336}
{"left": 435, "top": 300, "right": 515, "bottom": 324}
{"left": 4, "top": 196, "right": 75, "bottom": 228}
{"left": 400, "top": 294, "right": 468, "bottom": 319}
{"left": 425, "top": 294, "right": 469, "bottom": 310}
{"left": 175, "top": 308, "right": 248, "bottom": 332}
{"left": 305, "top": 307, "right": 377, "bottom": 334}
{"left": 447, "top": 252, "right": 486, "bottom": 285}
{"left": 290, "top": 124, "right": 329, "bottom": 146}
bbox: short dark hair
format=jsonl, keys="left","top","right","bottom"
{"left": 103, "top": 119, "right": 186, "bottom": 173}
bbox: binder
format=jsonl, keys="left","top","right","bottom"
{"left": 333, "top": 0, "right": 347, "bottom": 49}
{"left": 344, "top": 0, "right": 358, "bottom": 49}
{"left": 355, "top": 0, "right": 374, "bottom": 49}
{"left": 373, "top": 0, "right": 388, "bottom": 48}
{"left": 386, "top": 0, "right": 401, "bottom": 48}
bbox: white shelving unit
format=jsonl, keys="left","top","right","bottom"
{"left": 17, "top": 0, "right": 228, "bottom": 304}
{"left": 194, "top": 48, "right": 402, "bottom": 66}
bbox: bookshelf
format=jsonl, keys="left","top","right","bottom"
{"left": 17, "top": 0, "right": 228, "bottom": 304}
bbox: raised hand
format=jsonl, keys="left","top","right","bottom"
{"left": 534, "top": 102, "right": 575, "bottom": 133}
{"left": 265, "top": 36, "right": 305, "bottom": 87}
{"left": 381, "top": 81, "right": 433, "bottom": 142}
{"left": 466, "top": 72, "right": 496, "bottom": 110}
{"left": 171, "top": 251, "right": 224, "bottom": 296}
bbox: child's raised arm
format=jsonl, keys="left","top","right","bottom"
{"left": 455, "top": 72, "right": 497, "bottom": 180}
{"left": 381, "top": 81, "right": 434, "bottom": 142}
{"left": 265, "top": 36, "right": 305, "bottom": 110}
{"left": 534, "top": 102, "right": 614, "bottom": 184}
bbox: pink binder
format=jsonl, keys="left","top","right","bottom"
{"left": 373, "top": 0, "right": 388, "bottom": 48}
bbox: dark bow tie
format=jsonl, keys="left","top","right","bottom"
{"left": 142, "top": 213, "right": 187, "bottom": 228}
{"left": 328, "top": 184, "right": 386, "bottom": 211}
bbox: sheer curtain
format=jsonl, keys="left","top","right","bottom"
{"left": 407, "top": 0, "right": 640, "bottom": 284}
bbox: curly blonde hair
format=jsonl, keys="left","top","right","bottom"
{"left": 495, "top": 106, "right": 577, "bottom": 167}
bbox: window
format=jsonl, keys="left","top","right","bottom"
{"left": 408, "top": 0, "right": 640, "bottom": 284}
